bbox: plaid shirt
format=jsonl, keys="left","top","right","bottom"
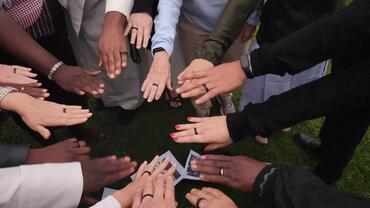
{"left": 1, "top": 0, "right": 59, "bottom": 39}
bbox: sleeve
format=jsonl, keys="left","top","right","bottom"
{"left": 150, "top": 0, "right": 183, "bottom": 56}
{"left": 0, "top": 163, "right": 84, "bottom": 208}
{"left": 0, "top": 145, "right": 29, "bottom": 168}
{"left": 245, "top": 0, "right": 263, "bottom": 26}
{"left": 249, "top": 0, "right": 370, "bottom": 77}
{"left": 252, "top": 165, "right": 370, "bottom": 208}
{"left": 90, "top": 196, "right": 121, "bottom": 208}
{"left": 131, "top": 0, "right": 154, "bottom": 16}
{"left": 195, "top": 0, "right": 259, "bottom": 65}
{"left": 226, "top": 61, "right": 370, "bottom": 141}
{"left": 105, "top": 0, "right": 134, "bottom": 18}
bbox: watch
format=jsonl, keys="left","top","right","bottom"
{"left": 0, "top": 86, "right": 18, "bottom": 110}
{"left": 240, "top": 54, "right": 254, "bottom": 78}
{"left": 152, "top": 47, "right": 166, "bottom": 55}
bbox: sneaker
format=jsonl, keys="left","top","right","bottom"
{"left": 220, "top": 96, "right": 236, "bottom": 115}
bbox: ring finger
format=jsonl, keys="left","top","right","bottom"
{"left": 136, "top": 26, "right": 144, "bottom": 49}
{"left": 130, "top": 27, "right": 138, "bottom": 45}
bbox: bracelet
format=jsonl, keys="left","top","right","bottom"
{"left": 240, "top": 54, "right": 254, "bottom": 78}
{"left": 0, "top": 86, "right": 18, "bottom": 110}
{"left": 48, "top": 61, "right": 64, "bottom": 80}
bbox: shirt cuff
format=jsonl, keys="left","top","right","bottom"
{"left": 105, "top": 0, "right": 134, "bottom": 18}
{"left": 252, "top": 165, "right": 280, "bottom": 198}
{"left": 91, "top": 196, "right": 121, "bottom": 208}
{"left": 0, "top": 145, "right": 30, "bottom": 168}
{"left": 151, "top": 41, "right": 174, "bottom": 56}
{"left": 226, "top": 109, "right": 256, "bottom": 142}
{"left": 19, "top": 163, "right": 83, "bottom": 208}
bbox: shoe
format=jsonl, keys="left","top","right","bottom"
{"left": 219, "top": 95, "right": 236, "bottom": 115}
{"left": 295, "top": 133, "right": 321, "bottom": 151}
{"left": 117, "top": 108, "right": 137, "bottom": 124}
{"left": 255, "top": 135, "right": 269, "bottom": 145}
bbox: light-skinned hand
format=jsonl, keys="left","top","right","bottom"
{"left": 171, "top": 116, "right": 233, "bottom": 152}
{"left": 177, "top": 58, "right": 214, "bottom": 86}
{"left": 142, "top": 51, "right": 172, "bottom": 102}
{"left": 98, "top": 11, "right": 128, "bottom": 79}
{"left": 0, "top": 64, "right": 37, "bottom": 85}
{"left": 176, "top": 60, "right": 247, "bottom": 105}
{"left": 9, "top": 82, "right": 49, "bottom": 99}
{"left": 112, "top": 155, "right": 176, "bottom": 208}
{"left": 125, "top": 12, "right": 153, "bottom": 49}
{"left": 186, "top": 187, "right": 237, "bottom": 208}
{"left": 0, "top": 92, "right": 92, "bottom": 139}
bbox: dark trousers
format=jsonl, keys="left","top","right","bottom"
{"left": 0, "top": 21, "right": 87, "bottom": 144}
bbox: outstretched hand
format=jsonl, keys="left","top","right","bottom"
{"left": 0, "top": 93, "right": 92, "bottom": 139}
{"left": 186, "top": 187, "right": 237, "bottom": 208}
{"left": 0, "top": 64, "right": 38, "bottom": 85}
{"left": 124, "top": 12, "right": 153, "bottom": 49}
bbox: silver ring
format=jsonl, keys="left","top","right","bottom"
{"left": 219, "top": 167, "right": 224, "bottom": 176}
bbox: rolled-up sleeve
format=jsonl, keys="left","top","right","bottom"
{"left": 105, "top": 0, "right": 134, "bottom": 18}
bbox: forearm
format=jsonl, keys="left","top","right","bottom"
{"left": 195, "top": 0, "right": 258, "bottom": 65}
{"left": 0, "top": 12, "right": 59, "bottom": 76}
{"left": 250, "top": 0, "right": 370, "bottom": 77}
{"left": 151, "top": 0, "right": 182, "bottom": 56}
{"left": 253, "top": 165, "right": 370, "bottom": 208}
{"left": 227, "top": 61, "right": 370, "bottom": 141}
{"left": 0, "top": 145, "right": 29, "bottom": 168}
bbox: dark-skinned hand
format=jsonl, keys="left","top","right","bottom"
{"left": 81, "top": 156, "right": 137, "bottom": 194}
{"left": 53, "top": 65, "right": 104, "bottom": 96}
{"left": 191, "top": 155, "right": 267, "bottom": 192}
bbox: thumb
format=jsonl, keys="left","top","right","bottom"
{"left": 34, "top": 125, "right": 51, "bottom": 139}
{"left": 85, "top": 69, "right": 102, "bottom": 76}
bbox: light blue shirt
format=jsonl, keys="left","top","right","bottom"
{"left": 151, "top": 0, "right": 263, "bottom": 56}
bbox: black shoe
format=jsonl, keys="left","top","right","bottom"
{"left": 294, "top": 133, "right": 321, "bottom": 152}
{"left": 117, "top": 108, "right": 137, "bottom": 124}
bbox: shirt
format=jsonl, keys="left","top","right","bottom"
{"left": 151, "top": 0, "right": 262, "bottom": 56}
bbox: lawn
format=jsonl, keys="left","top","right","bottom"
{"left": 0, "top": 94, "right": 369, "bottom": 208}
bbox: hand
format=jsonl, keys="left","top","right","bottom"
{"left": 99, "top": 11, "right": 128, "bottom": 79}
{"left": 171, "top": 116, "right": 233, "bottom": 152}
{"left": 9, "top": 82, "right": 49, "bottom": 99}
{"left": 186, "top": 187, "right": 237, "bottom": 208}
{"left": 240, "top": 23, "right": 256, "bottom": 42}
{"left": 125, "top": 12, "right": 153, "bottom": 49}
{"left": 177, "top": 59, "right": 214, "bottom": 86}
{"left": 142, "top": 51, "right": 171, "bottom": 102}
{"left": 0, "top": 93, "right": 92, "bottom": 139}
{"left": 176, "top": 60, "right": 246, "bottom": 105}
{"left": 0, "top": 64, "right": 38, "bottom": 85}
{"left": 191, "top": 155, "right": 267, "bottom": 192}
{"left": 132, "top": 175, "right": 176, "bottom": 208}
{"left": 53, "top": 65, "right": 104, "bottom": 96}
{"left": 81, "top": 155, "right": 137, "bottom": 194}
{"left": 112, "top": 155, "right": 176, "bottom": 207}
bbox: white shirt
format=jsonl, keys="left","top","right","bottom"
{"left": 0, "top": 163, "right": 83, "bottom": 208}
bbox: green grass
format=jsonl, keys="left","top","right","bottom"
{"left": 0, "top": 95, "right": 369, "bottom": 207}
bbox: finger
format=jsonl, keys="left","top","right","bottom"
{"left": 153, "top": 175, "right": 165, "bottom": 200}
{"left": 130, "top": 27, "right": 138, "bottom": 45}
{"left": 155, "top": 81, "right": 166, "bottom": 100}
{"left": 143, "top": 80, "right": 153, "bottom": 99}
{"left": 102, "top": 54, "right": 110, "bottom": 75}
{"left": 114, "top": 51, "right": 122, "bottom": 76}
{"left": 166, "top": 76, "right": 173, "bottom": 91}
{"left": 172, "top": 134, "right": 205, "bottom": 144}
{"left": 201, "top": 187, "right": 224, "bottom": 197}
{"left": 177, "top": 78, "right": 208, "bottom": 94}
{"left": 192, "top": 164, "right": 226, "bottom": 175}
{"left": 121, "top": 52, "right": 128, "bottom": 68}
{"left": 141, "top": 78, "right": 148, "bottom": 92}
{"left": 164, "top": 176, "right": 176, "bottom": 205}
{"left": 180, "top": 70, "right": 209, "bottom": 81}
{"left": 200, "top": 174, "right": 229, "bottom": 185}
{"left": 124, "top": 22, "right": 133, "bottom": 36}
{"left": 107, "top": 52, "right": 116, "bottom": 79}
{"left": 13, "top": 65, "right": 37, "bottom": 77}
{"left": 143, "top": 27, "right": 151, "bottom": 48}
{"left": 152, "top": 156, "right": 170, "bottom": 176}
{"left": 146, "top": 155, "right": 160, "bottom": 173}
{"left": 85, "top": 70, "right": 102, "bottom": 76}
{"left": 34, "top": 125, "right": 51, "bottom": 139}
{"left": 147, "top": 85, "right": 158, "bottom": 102}
{"left": 163, "top": 164, "right": 176, "bottom": 177}
{"left": 201, "top": 155, "right": 232, "bottom": 161}
{"left": 190, "top": 188, "right": 213, "bottom": 200}
{"left": 142, "top": 178, "right": 154, "bottom": 202}
{"left": 179, "top": 87, "right": 205, "bottom": 99}
{"left": 82, "top": 85, "right": 98, "bottom": 96}
{"left": 136, "top": 27, "right": 144, "bottom": 49}
{"left": 185, "top": 191, "right": 206, "bottom": 208}
{"left": 132, "top": 189, "right": 143, "bottom": 208}
{"left": 77, "top": 140, "right": 87, "bottom": 147}
{"left": 134, "top": 161, "right": 148, "bottom": 180}
{"left": 195, "top": 91, "right": 218, "bottom": 105}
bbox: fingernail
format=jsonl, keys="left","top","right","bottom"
{"left": 187, "top": 117, "right": 192, "bottom": 121}
{"left": 191, "top": 164, "right": 197, "bottom": 170}
{"left": 170, "top": 133, "right": 176, "bottom": 137}
{"left": 190, "top": 160, "right": 197, "bottom": 165}
{"left": 201, "top": 155, "right": 206, "bottom": 159}
{"left": 200, "top": 175, "right": 205, "bottom": 179}
{"left": 175, "top": 125, "right": 180, "bottom": 129}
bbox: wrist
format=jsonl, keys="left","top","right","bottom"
{"left": 154, "top": 51, "right": 169, "bottom": 60}
{"left": 104, "top": 11, "right": 127, "bottom": 30}
{"left": 112, "top": 189, "right": 130, "bottom": 208}
{"left": 0, "top": 92, "right": 28, "bottom": 112}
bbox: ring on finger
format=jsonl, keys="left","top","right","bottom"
{"left": 219, "top": 167, "right": 224, "bottom": 176}
{"left": 142, "top": 170, "right": 152, "bottom": 176}
{"left": 13, "top": 68, "right": 17, "bottom": 73}
{"left": 203, "top": 84, "right": 209, "bottom": 92}
{"left": 194, "top": 128, "right": 199, "bottom": 135}
{"left": 20, "top": 86, "right": 25, "bottom": 91}
{"left": 120, "top": 51, "right": 128, "bottom": 56}
{"left": 196, "top": 198, "right": 206, "bottom": 208}
{"left": 63, "top": 108, "right": 67, "bottom": 113}
{"left": 142, "top": 193, "right": 153, "bottom": 200}
{"left": 152, "top": 83, "right": 159, "bottom": 87}
{"left": 131, "top": 27, "right": 138, "bottom": 31}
